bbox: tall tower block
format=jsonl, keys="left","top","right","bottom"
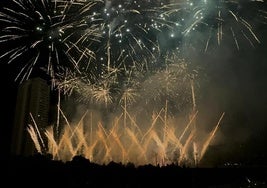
{"left": 11, "top": 77, "right": 50, "bottom": 156}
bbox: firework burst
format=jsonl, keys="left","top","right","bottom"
{"left": 77, "top": 0, "right": 190, "bottom": 77}
{"left": 162, "top": 0, "right": 267, "bottom": 51}
{"left": 1, "top": 0, "right": 266, "bottom": 83}
{"left": 0, "top": 0, "right": 101, "bottom": 83}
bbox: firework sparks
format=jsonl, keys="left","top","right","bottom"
{"left": 3, "top": 0, "right": 267, "bottom": 168}
{"left": 0, "top": 0, "right": 101, "bottom": 83}
{"left": 28, "top": 106, "right": 224, "bottom": 167}
{"left": 1, "top": 0, "right": 266, "bottom": 83}
{"left": 92, "top": 82, "right": 113, "bottom": 107}
{"left": 158, "top": 0, "right": 266, "bottom": 51}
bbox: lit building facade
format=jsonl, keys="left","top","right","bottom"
{"left": 11, "top": 77, "right": 50, "bottom": 156}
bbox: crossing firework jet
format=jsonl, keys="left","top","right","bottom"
{"left": 27, "top": 104, "right": 225, "bottom": 167}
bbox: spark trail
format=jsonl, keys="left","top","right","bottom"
{"left": 0, "top": 0, "right": 101, "bottom": 84}
{"left": 28, "top": 106, "right": 225, "bottom": 167}
{"left": 1, "top": 0, "right": 266, "bottom": 83}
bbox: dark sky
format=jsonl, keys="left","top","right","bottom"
{"left": 1, "top": 0, "right": 267, "bottom": 166}
{"left": 1, "top": 62, "right": 18, "bottom": 158}
{"left": 194, "top": 26, "right": 267, "bottom": 165}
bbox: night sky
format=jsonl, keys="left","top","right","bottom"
{"left": 1, "top": 0, "right": 267, "bottom": 166}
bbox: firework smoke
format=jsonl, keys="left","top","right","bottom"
{"left": 2, "top": 0, "right": 266, "bottom": 167}
{"left": 28, "top": 105, "right": 225, "bottom": 167}
{"left": 1, "top": 0, "right": 265, "bottom": 83}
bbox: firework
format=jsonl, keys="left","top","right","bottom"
{"left": 28, "top": 105, "right": 225, "bottom": 167}
{"left": 162, "top": 0, "right": 267, "bottom": 51}
{"left": 82, "top": 0, "right": 173, "bottom": 76}
{"left": 0, "top": 0, "right": 101, "bottom": 83}
{"left": 4, "top": 0, "right": 267, "bottom": 168}
{"left": 53, "top": 54, "right": 201, "bottom": 120}
{"left": 1, "top": 0, "right": 266, "bottom": 83}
